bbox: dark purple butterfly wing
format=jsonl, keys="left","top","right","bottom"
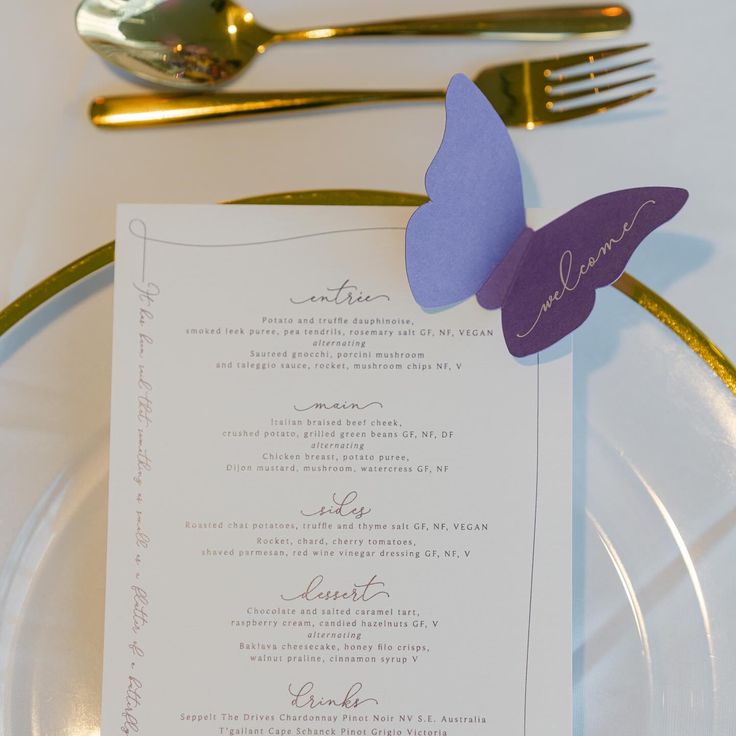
{"left": 405, "top": 74, "right": 526, "bottom": 308}
{"left": 476, "top": 227, "right": 534, "bottom": 310}
{"left": 497, "top": 187, "right": 689, "bottom": 357}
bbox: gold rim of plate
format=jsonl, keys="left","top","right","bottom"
{"left": 1, "top": 189, "right": 735, "bottom": 397}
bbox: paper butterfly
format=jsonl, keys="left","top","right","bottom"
{"left": 405, "top": 74, "right": 688, "bottom": 357}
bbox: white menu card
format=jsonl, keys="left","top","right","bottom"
{"left": 104, "top": 205, "right": 571, "bottom": 736}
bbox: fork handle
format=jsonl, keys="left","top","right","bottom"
{"left": 276, "top": 5, "right": 631, "bottom": 42}
{"left": 89, "top": 91, "right": 445, "bottom": 128}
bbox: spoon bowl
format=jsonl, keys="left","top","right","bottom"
{"left": 76, "top": 0, "right": 633, "bottom": 89}
{"left": 76, "top": 0, "right": 273, "bottom": 86}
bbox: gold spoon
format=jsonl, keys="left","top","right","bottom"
{"left": 75, "top": 0, "right": 632, "bottom": 89}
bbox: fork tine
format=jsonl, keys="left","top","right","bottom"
{"left": 546, "top": 58, "right": 653, "bottom": 86}
{"left": 549, "top": 74, "right": 654, "bottom": 103}
{"left": 547, "top": 88, "right": 655, "bottom": 123}
{"left": 540, "top": 43, "right": 650, "bottom": 76}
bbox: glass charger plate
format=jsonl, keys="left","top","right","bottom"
{"left": 1, "top": 191, "right": 735, "bottom": 736}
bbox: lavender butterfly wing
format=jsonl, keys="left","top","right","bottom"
{"left": 405, "top": 74, "right": 527, "bottom": 308}
{"left": 493, "top": 187, "right": 689, "bottom": 357}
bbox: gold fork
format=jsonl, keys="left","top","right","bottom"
{"left": 90, "top": 44, "right": 653, "bottom": 129}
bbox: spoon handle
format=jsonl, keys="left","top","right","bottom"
{"left": 274, "top": 5, "right": 631, "bottom": 42}
{"left": 89, "top": 90, "right": 445, "bottom": 128}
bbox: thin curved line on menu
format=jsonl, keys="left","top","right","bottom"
{"left": 522, "top": 354, "right": 541, "bottom": 736}
{"left": 1, "top": 191, "right": 736, "bottom": 402}
{"left": 128, "top": 219, "right": 406, "bottom": 249}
